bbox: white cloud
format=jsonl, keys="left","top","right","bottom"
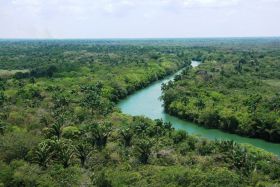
{"left": 181, "top": 0, "right": 240, "bottom": 7}
{"left": 11, "top": 0, "right": 41, "bottom": 6}
{"left": 0, "top": 0, "right": 279, "bottom": 38}
{"left": 8, "top": 0, "right": 242, "bottom": 12}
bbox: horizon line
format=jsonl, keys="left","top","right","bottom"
{"left": 1, "top": 36, "right": 280, "bottom": 40}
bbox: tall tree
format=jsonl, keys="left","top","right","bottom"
{"left": 135, "top": 139, "right": 153, "bottom": 164}
{"left": 81, "top": 82, "right": 103, "bottom": 115}
{"left": 0, "top": 91, "right": 5, "bottom": 107}
{"left": 57, "top": 140, "right": 75, "bottom": 168}
{"left": 87, "top": 122, "right": 112, "bottom": 150}
{"left": 120, "top": 128, "right": 133, "bottom": 147}
{"left": 245, "top": 94, "right": 262, "bottom": 115}
{"left": 32, "top": 140, "right": 54, "bottom": 168}
{"left": 75, "top": 141, "right": 92, "bottom": 167}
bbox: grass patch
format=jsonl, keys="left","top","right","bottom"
{"left": 263, "top": 79, "right": 280, "bottom": 88}
{"left": 0, "top": 69, "right": 29, "bottom": 78}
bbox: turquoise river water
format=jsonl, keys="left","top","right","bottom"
{"left": 118, "top": 61, "right": 280, "bottom": 156}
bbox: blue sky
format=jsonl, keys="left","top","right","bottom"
{"left": 0, "top": 0, "right": 279, "bottom": 38}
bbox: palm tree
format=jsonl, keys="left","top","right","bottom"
{"left": 75, "top": 142, "right": 92, "bottom": 167}
{"left": 88, "top": 123, "right": 112, "bottom": 150}
{"left": 216, "top": 140, "right": 254, "bottom": 176}
{"left": 0, "top": 91, "right": 5, "bottom": 107}
{"left": 231, "top": 146, "right": 254, "bottom": 176}
{"left": 0, "top": 80, "right": 5, "bottom": 91}
{"left": 215, "top": 140, "right": 237, "bottom": 154}
{"left": 269, "top": 93, "right": 280, "bottom": 112}
{"left": 32, "top": 140, "right": 54, "bottom": 168}
{"left": 58, "top": 140, "right": 75, "bottom": 168}
{"left": 135, "top": 139, "right": 153, "bottom": 164}
{"left": 0, "top": 120, "right": 6, "bottom": 135}
{"left": 120, "top": 128, "right": 133, "bottom": 147}
{"left": 48, "top": 123, "right": 63, "bottom": 140}
{"left": 80, "top": 82, "right": 103, "bottom": 115}
{"left": 245, "top": 94, "right": 262, "bottom": 115}
{"left": 195, "top": 98, "right": 205, "bottom": 111}
{"left": 163, "top": 121, "right": 174, "bottom": 137}
{"left": 134, "top": 122, "right": 148, "bottom": 135}
{"left": 51, "top": 92, "right": 71, "bottom": 126}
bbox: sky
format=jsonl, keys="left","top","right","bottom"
{"left": 0, "top": 0, "right": 280, "bottom": 39}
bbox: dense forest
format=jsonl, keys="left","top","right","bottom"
{"left": 0, "top": 39, "right": 280, "bottom": 186}
{"left": 161, "top": 40, "right": 280, "bottom": 143}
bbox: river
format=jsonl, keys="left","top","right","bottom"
{"left": 117, "top": 61, "right": 280, "bottom": 156}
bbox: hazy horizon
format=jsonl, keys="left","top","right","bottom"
{"left": 1, "top": 0, "right": 280, "bottom": 39}
{"left": 1, "top": 36, "right": 280, "bottom": 40}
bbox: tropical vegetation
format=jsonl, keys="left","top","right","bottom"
{"left": 0, "top": 39, "right": 280, "bottom": 186}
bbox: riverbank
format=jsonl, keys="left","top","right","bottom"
{"left": 112, "top": 61, "right": 190, "bottom": 102}
{"left": 118, "top": 61, "right": 280, "bottom": 156}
